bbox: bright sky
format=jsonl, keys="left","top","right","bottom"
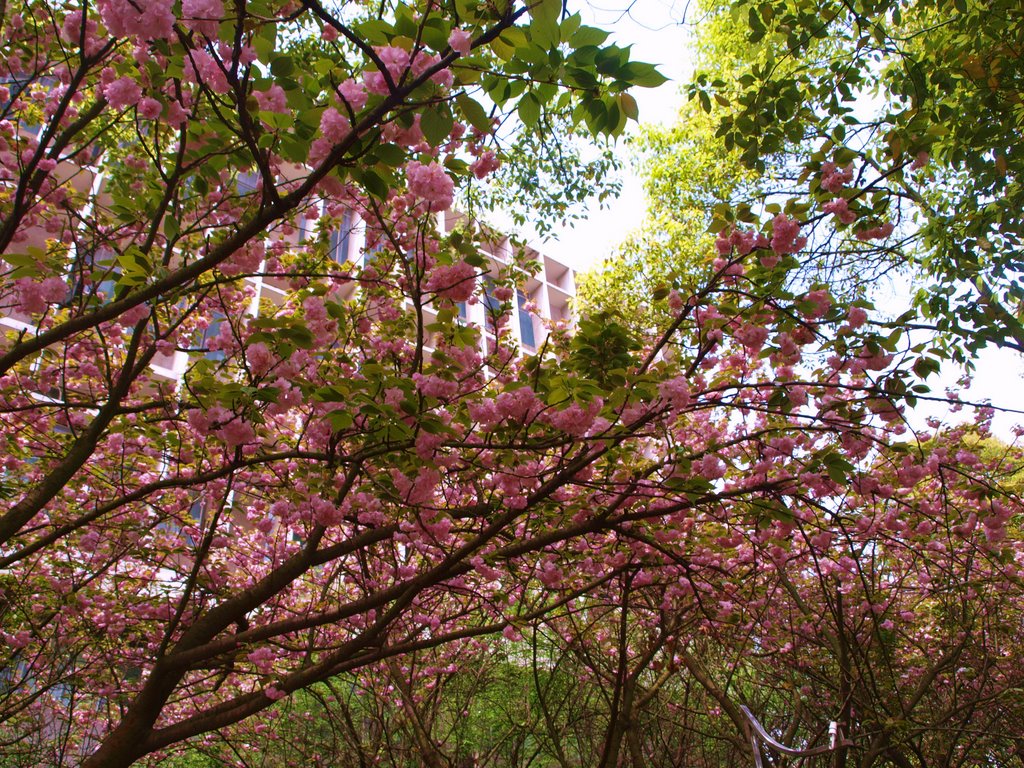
{"left": 506, "top": 0, "right": 1024, "bottom": 439}
{"left": 527, "top": 0, "right": 694, "bottom": 271}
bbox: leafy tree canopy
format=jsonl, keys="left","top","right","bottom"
{"left": 0, "top": 1, "right": 1022, "bottom": 767}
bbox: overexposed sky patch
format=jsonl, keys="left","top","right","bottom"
{"left": 523, "top": 0, "right": 695, "bottom": 272}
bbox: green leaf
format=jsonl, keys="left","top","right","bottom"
{"left": 353, "top": 167, "right": 391, "bottom": 200}
{"left": 421, "top": 105, "right": 454, "bottom": 146}
{"left": 326, "top": 410, "right": 354, "bottom": 431}
{"left": 354, "top": 18, "right": 392, "bottom": 45}
{"left": 912, "top": 356, "right": 942, "bottom": 379}
{"left": 457, "top": 93, "right": 491, "bottom": 132}
{"left": 822, "top": 453, "right": 855, "bottom": 483}
{"left": 253, "top": 23, "right": 277, "bottom": 63}
{"left": 420, "top": 17, "right": 451, "bottom": 51}
{"left": 529, "top": 0, "right": 561, "bottom": 25}
{"left": 571, "top": 25, "right": 609, "bottom": 47}
{"left": 163, "top": 215, "right": 180, "bottom": 242}
{"left": 374, "top": 143, "right": 406, "bottom": 167}
{"left": 620, "top": 62, "right": 668, "bottom": 88}
{"left": 278, "top": 325, "right": 315, "bottom": 348}
{"left": 270, "top": 56, "right": 295, "bottom": 77}
{"left": 530, "top": 11, "right": 560, "bottom": 49}
{"left": 518, "top": 92, "right": 541, "bottom": 128}
{"left": 4, "top": 248, "right": 46, "bottom": 279}
{"left": 618, "top": 92, "right": 639, "bottom": 121}
{"left": 117, "top": 246, "right": 152, "bottom": 289}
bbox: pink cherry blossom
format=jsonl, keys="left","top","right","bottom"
{"left": 769, "top": 213, "right": 806, "bottom": 255}
{"left": 823, "top": 197, "right": 856, "bottom": 224}
{"left": 181, "top": 0, "right": 224, "bottom": 37}
{"left": 425, "top": 260, "right": 477, "bottom": 301}
{"left": 406, "top": 160, "right": 454, "bottom": 211}
{"left": 449, "top": 29, "right": 473, "bottom": 55}
{"left": 319, "top": 107, "right": 351, "bottom": 143}
{"left": 820, "top": 161, "right": 854, "bottom": 193}
{"left": 847, "top": 306, "right": 868, "bottom": 329}
{"left": 254, "top": 84, "right": 289, "bottom": 114}
{"left": 137, "top": 97, "right": 162, "bottom": 120}
{"left": 470, "top": 150, "right": 500, "bottom": 179}
{"left": 97, "top": 0, "right": 176, "bottom": 40}
{"left": 103, "top": 77, "right": 142, "bottom": 110}
{"left": 337, "top": 79, "right": 368, "bottom": 112}
{"left": 855, "top": 221, "right": 895, "bottom": 241}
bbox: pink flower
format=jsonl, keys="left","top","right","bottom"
{"left": 311, "top": 497, "right": 344, "bottom": 526}
{"left": 246, "top": 342, "right": 275, "bottom": 376}
{"left": 15, "top": 276, "right": 66, "bottom": 313}
{"left": 393, "top": 468, "right": 440, "bottom": 505}
{"left": 382, "top": 114, "right": 426, "bottom": 147}
{"left": 336, "top": 79, "right": 367, "bottom": 112}
{"left": 659, "top": 376, "right": 690, "bottom": 409}
{"left": 847, "top": 306, "right": 868, "bottom": 329}
{"left": 165, "top": 100, "right": 190, "bottom": 126}
{"left": 264, "top": 685, "right": 287, "bottom": 701}
{"left": 495, "top": 387, "right": 540, "bottom": 422}
{"left": 405, "top": 160, "right": 453, "bottom": 211}
{"left": 470, "top": 149, "right": 500, "bottom": 179}
{"left": 538, "top": 561, "right": 563, "bottom": 588}
{"left": 184, "top": 49, "right": 229, "bottom": 94}
{"left": 218, "top": 418, "right": 255, "bottom": 447}
{"left": 633, "top": 570, "right": 653, "bottom": 587}
{"left": 103, "top": 77, "right": 142, "bottom": 110}
{"left": 545, "top": 398, "right": 603, "bottom": 436}
{"left": 117, "top": 303, "right": 150, "bottom": 327}
{"left": 254, "top": 84, "right": 288, "bottom": 114}
{"left": 363, "top": 46, "right": 411, "bottom": 94}
{"left": 769, "top": 213, "right": 806, "bottom": 255}
{"left": 820, "top": 161, "right": 854, "bottom": 193}
{"left": 137, "top": 97, "right": 162, "bottom": 120}
{"left": 733, "top": 322, "right": 769, "bottom": 351}
{"left": 97, "top": 0, "right": 176, "bottom": 40}
{"left": 716, "top": 227, "right": 766, "bottom": 256}
{"left": 319, "top": 107, "right": 351, "bottom": 143}
{"left": 698, "top": 455, "right": 726, "bottom": 479}
{"left": 248, "top": 647, "right": 276, "bottom": 673}
{"left": 449, "top": 29, "right": 472, "bottom": 55}
{"left": 412, "top": 372, "right": 458, "bottom": 399}
{"left": 425, "top": 260, "right": 477, "bottom": 301}
{"left": 823, "top": 198, "right": 856, "bottom": 224}
{"left": 715, "top": 231, "right": 733, "bottom": 256}
{"left": 410, "top": 52, "right": 453, "bottom": 88}
{"left": 181, "top": 0, "right": 223, "bottom": 37}
{"left": 855, "top": 222, "right": 895, "bottom": 241}
{"left": 307, "top": 137, "right": 333, "bottom": 166}
{"left": 802, "top": 289, "right": 831, "bottom": 320}
{"left": 61, "top": 11, "right": 103, "bottom": 54}
{"left": 3, "top": 631, "right": 31, "bottom": 650}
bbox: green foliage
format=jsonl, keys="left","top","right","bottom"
{"left": 577, "top": 41, "right": 760, "bottom": 329}
{"left": 694, "top": 0, "right": 1024, "bottom": 357}
{"left": 464, "top": 114, "right": 624, "bottom": 238}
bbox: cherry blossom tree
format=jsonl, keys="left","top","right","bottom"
{"left": 0, "top": 0, "right": 1022, "bottom": 766}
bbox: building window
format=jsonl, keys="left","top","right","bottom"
{"left": 236, "top": 171, "right": 259, "bottom": 195}
{"left": 517, "top": 290, "right": 535, "bottom": 348}
{"left": 196, "top": 312, "right": 226, "bottom": 361}
{"left": 68, "top": 247, "right": 119, "bottom": 304}
{"left": 329, "top": 209, "right": 354, "bottom": 263}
